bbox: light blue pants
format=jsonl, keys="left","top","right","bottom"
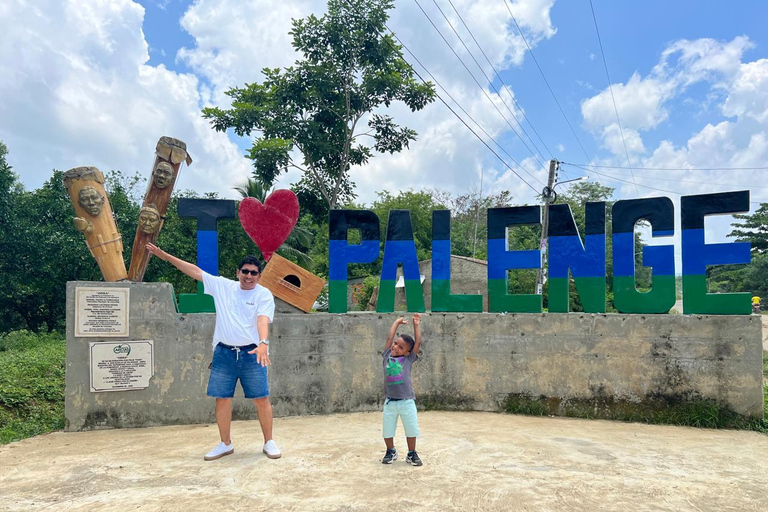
{"left": 382, "top": 398, "right": 420, "bottom": 438}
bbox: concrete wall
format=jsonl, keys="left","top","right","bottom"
{"left": 65, "top": 281, "right": 764, "bottom": 431}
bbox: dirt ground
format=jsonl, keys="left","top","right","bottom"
{"left": 1, "top": 411, "right": 767, "bottom": 512}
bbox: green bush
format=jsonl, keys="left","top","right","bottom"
{"left": 0, "top": 331, "right": 65, "bottom": 444}
{"left": 0, "top": 330, "right": 63, "bottom": 352}
{"left": 353, "top": 276, "right": 379, "bottom": 311}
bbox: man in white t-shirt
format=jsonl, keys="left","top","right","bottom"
{"left": 146, "top": 242, "right": 281, "bottom": 461}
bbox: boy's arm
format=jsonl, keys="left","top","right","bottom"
{"left": 146, "top": 242, "right": 203, "bottom": 282}
{"left": 411, "top": 313, "right": 422, "bottom": 355}
{"left": 384, "top": 316, "right": 406, "bottom": 351}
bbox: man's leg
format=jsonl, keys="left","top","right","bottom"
{"left": 253, "top": 397, "right": 273, "bottom": 442}
{"left": 215, "top": 398, "right": 233, "bottom": 444}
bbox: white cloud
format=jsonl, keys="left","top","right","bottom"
{"left": 581, "top": 74, "right": 672, "bottom": 132}
{"left": 580, "top": 36, "right": 757, "bottom": 158}
{"left": 0, "top": 0, "right": 252, "bottom": 198}
{"left": 722, "top": 58, "right": 768, "bottom": 123}
{"left": 178, "top": 0, "right": 324, "bottom": 107}
{"left": 174, "top": 0, "right": 557, "bottom": 204}
{"left": 0, "top": 0, "right": 557, "bottom": 206}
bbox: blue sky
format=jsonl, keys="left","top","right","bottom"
{"left": 2, "top": 0, "right": 768, "bottom": 268}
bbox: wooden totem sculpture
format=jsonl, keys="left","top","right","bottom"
{"left": 127, "top": 136, "right": 192, "bottom": 281}
{"left": 63, "top": 166, "right": 127, "bottom": 281}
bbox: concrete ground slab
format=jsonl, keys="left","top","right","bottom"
{"left": 1, "top": 411, "right": 767, "bottom": 511}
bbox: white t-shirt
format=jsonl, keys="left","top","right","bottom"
{"left": 202, "top": 271, "right": 275, "bottom": 348}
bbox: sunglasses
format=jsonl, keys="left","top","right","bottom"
{"left": 239, "top": 269, "right": 260, "bottom": 276}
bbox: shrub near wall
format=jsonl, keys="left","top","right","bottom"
{"left": 0, "top": 331, "right": 66, "bottom": 443}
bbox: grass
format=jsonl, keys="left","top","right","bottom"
{"left": 0, "top": 330, "right": 66, "bottom": 444}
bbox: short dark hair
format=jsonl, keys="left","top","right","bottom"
{"left": 238, "top": 256, "right": 262, "bottom": 272}
{"left": 399, "top": 334, "right": 415, "bottom": 351}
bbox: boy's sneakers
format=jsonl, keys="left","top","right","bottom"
{"left": 381, "top": 448, "right": 398, "bottom": 464}
{"left": 263, "top": 439, "right": 282, "bottom": 459}
{"left": 405, "top": 451, "right": 423, "bottom": 466}
{"left": 204, "top": 441, "right": 234, "bottom": 461}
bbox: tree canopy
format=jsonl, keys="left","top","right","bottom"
{"left": 729, "top": 202, "right": 768, "bottom": 254}
{"left": 202, "top": 0, "right": 435, "bottom": 213}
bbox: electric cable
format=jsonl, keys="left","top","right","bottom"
{"left": 339, "top": 0, "right": 544, "bottom": 194}
{"left": 445, "top": 0, "right": 555, "bottom": 159}
{"left": 412, "top": 0, "right": 546, "bottom": 179}
{"left": 429, "top": 0, "right": 547, "bottom": 169}
{"left": 564, "top": 163, "right": 767, "bottom": 205}
{"left": 561, "top": 162, "right": 768, "bottom": 172}
{"left": 501, "top": 0, "right": 604, "bottom": 186}
{"left": 588, "top": 0, "right": 639, "bottom": 195}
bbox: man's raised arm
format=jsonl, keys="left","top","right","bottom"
{"left": 145, "top": 242, "right": 203, "bottom": 282}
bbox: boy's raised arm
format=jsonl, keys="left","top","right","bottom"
{"left": 411, "top": 313, "right": 422, "bottom": 355}
{"left": 384, "top": 316, "right": 406, "bottom": 351}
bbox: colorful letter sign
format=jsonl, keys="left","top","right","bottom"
{"left": 612, "top": 197, "right": 675, "bottom": 314}
{"left": 328, "top": 210, "right": 380, "bottom": 313}
{"left": 326, "top": 190, "right": 752, "bottom": 314}
{"left": 548, "top": 202, "right": 606, "bottom": 313}
{"left": 681, "top": 191, "right": 751, "bottom": 314}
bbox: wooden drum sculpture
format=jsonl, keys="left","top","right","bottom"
{"left": 127, "top": 136, "right": 192, "bottom": 281}
{"left": 63, "top": 166, "right": 128, "bottom": 281}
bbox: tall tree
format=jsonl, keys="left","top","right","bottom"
{"left": 202, "top": 0, "right": 435, "bottom": 212}
{"left": 728, "top": 202, "right": 768, "bottom": 254}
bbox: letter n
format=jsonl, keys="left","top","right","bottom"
{"left": 548, "top": 202, "right": 606, "bottom": 312}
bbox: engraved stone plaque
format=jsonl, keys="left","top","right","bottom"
{"left": 90, "top": 341, "right": 154, "bottom": 392}
{"left": 75, "top": 287, "right": 129, "bottom": 337}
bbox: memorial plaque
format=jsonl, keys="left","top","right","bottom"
{"left": 90, "top": 340, "right": 154, "bottom": 392}
{"left": 75, "top": 287, "right": 130, "bottom": 337}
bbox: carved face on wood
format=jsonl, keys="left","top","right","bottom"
{"left": 78, "top": 186, "right": 105, "bottom": 216}
{"left": 138, "top": 205, "right": 161, "bottom": 234}
{"left": 152, "top": 162, "right": 174, "bottom": 189}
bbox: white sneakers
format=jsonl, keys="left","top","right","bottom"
{"left": 203, "top": 440, "right": 282, "bottom": 460}
{"left": 204, "top": 441, "right": 234, "bottom": 461}
{"left": 263, "top": 439, "right": 282, "bottom": 459}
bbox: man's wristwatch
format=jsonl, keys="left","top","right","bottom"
{"left": 258, "top": 339, "right": 269, "bottom": 346}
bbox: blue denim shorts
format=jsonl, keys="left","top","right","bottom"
{"left": 206, "top": 343, "right": 269, "bottom": 399}
{"left": 382, "top": 398, "right": 419, "bottom": 438}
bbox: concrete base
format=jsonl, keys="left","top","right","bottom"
{"left": 65, "top": 281, "right": 764, "bottom": 431}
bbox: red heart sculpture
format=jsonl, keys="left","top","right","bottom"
{"left": 238, "top": 189, "right": 300, "bottom": 261}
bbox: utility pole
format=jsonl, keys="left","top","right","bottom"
{"left": 536, "top": 159, "right": 558, "bottom": 296}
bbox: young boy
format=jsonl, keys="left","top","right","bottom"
{"left": 381, "top": 313, "right": 423, "bottom": 466}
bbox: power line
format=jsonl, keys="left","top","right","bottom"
{"left": 561, "top": 162, "right": 768, "bottom": 171}
{"left": 430, "top": 0, "right": 547, "bottom": 168}
{"left": 412, "top": 0, "right": 546, "bottom": 179}
{"left": 564, "top": 163, "right": 767, "bottom": 205}
{"left": 442, "top": 0, "right": 574, "bottom": 181}
{"left": 445, "top": 0, "right": 555, "bottom": 159}
{"left": 338, "top": 0, "right": 542, "bottom": 194}
{"left": 568, "top": 165, "right": 768, "bottom": 190}
{"left": 501, "top": 0, "right": 603, "bottom": 186}
{"left": 393, "top": 34, "right": 543, "bottom": 191}
{"left": 588, "top": 0, "right": 639, "bottom": 196}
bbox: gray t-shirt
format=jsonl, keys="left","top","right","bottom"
{"left": 382, "top": 348, "right": 418, "bottom": 400}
